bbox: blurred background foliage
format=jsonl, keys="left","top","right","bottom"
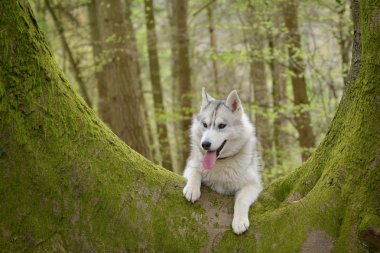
{"left": 31, "top": 0, "right": 353, "bottom": 184}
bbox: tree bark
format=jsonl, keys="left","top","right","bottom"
{"left": 165, "top": 0, "right": 181, "bottom": 172}
{"left": 124, "top": 0, "right": 156, "bottom": 162}
{"left": 88, "top": 0, "right": 110, "bottom": 124}
{"left": 250, "top": 59, "right": 274, "bottom": 171}
{"left": 207, "top": 4, "right": 219, "bottom": 94}
{"left": 0, "top": 0, "right": 379, "bottom": 252}
{"left": 267, "top": 17, "right": 289, "bottom": 170}
{"left": 245, "top": 2, "right": 275, "bottom": 171}
{"left": 144, "top": 0, "right": 173, "bottom": 171}
{"left": 95, "top": 0, "right": 151, "bottom": 159}
{"left": 336, "top": 0, "right": 353, "bottom": 84}
{"left": 171, "top": 0, "right": 192, "bottom": 171}
{"left": 282, "top": 0, "right": 316, "bottom": 161}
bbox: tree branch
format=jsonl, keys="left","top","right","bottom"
{"left": 192, "top": 0, "right": 216, "bottom": 17}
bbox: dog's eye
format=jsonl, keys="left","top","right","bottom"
{"left": 218, "top": 124, "right": 226, "bottom": 129}
{"left": 202, "top": 122, "right": 207, "bottom": 128}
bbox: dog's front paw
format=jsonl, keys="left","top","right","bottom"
{"left": 183, "top": 183, "right": 201, "bottom": 203}
{"left": 232, "top": 215, "right": 250, "bottom": 235}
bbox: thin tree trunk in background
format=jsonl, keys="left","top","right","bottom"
{"left": 165, "top": 0, "right": 181, "bottom": 172}
{"left": 144, "top": 0, "right": 173, "bottom": 171}
{"left": 336, "top": 0, "right": 353, "bottom": 84}
{"left": 251, "top": 61, "right": 274, "bottom": 170}
{"left": 282, "top": 0, "right": 315, "bottom": 161}
{"left": 267, "top": 25, "right": 288, "bottom": 168}
{"left": 172, "top": 0, "right": 192, "bottom": 171}
{"left": 88, "top": 0, "right": 109, "bottom": 124}
{"left": 246, "top": 2, "right": 274, "bottom": 171}
{"left": 45, "top": 0, "right": 92, "bottom": 108}
{"left": 124, "top": 0, "right": 155, "bottom": 160}
{"left": 96, "top": 0, "right": 151, "bottom": 159}
{"left": 165, "top": 0, "right": 179, "bottom": 107}
{"left": 207, "top": 4, "right": 219, "bottom": 94}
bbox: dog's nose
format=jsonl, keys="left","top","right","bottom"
{"left": 202, "top": 141, "right": 211, "bottom": 150}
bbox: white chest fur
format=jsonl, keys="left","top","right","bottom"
{"left": 200, "top": 158, "right": 255, "bottom": 195}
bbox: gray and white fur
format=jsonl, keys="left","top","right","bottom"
{"left": 183, "top": 88, "right": 263, "bottom": 234}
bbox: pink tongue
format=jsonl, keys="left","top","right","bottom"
{"left": 202, "top": 151, "right": 217, "bottom": 170}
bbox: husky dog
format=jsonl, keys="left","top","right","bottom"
{"left": 183, "top": 89, "right": 262, "bottom": 234}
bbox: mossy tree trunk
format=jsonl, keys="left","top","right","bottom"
{"left": 0, "top": 0, "right": 379, "bottom": 252}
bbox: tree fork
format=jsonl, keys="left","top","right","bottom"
{"left": 0, "top": 0, "right": 379, "bottom": 252}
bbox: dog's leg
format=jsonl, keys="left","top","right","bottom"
{"left": 232, "top": 182, "right": 262, "bottom": 234}
{"left": 183, "top": 168, "right": 202, "bottom": 203}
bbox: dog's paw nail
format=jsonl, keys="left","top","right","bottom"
{"left": 183, "top": 185, "right": 201, "bottom": 202}
{"left": 232, "top": 216, "right": 249, "bottom": 235}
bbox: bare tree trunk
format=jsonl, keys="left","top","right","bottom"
{"left": 144, "top": 0, "right": 173, "bottom": 170}
{"left": 336, "top": 0, "right": 353, "bottom": 84}
{"left": 124, "top": 0, "right": 155, "bottom": 161}
{"left": 88, "top": 0, "right": 109, "bottom": 124}
{"left": 251, "top": 61, "right": 274, "bottom": 170}
{"left": 245, "top": 2, "right": 274, "bottom": 171}
{"left": 164, "top": 0, "right": 181, "bottom": 172}
{"left": 172, "top": 0, "right": 192, "bottom": 171}
{"left": 96, "top": 0, "right": 151, "bottom": 159}
{"left": 207, "top": 4, "right": 219, "bottom": 94}
{"left": 45, "top": 0, "right": 92, "bottom": 108}
{"left": 282, "top": 0, "right": 316, "bottom": 161}
{"left": 165, "top": 0, "right": 179, "bottom": 107}
{"left": 267, "top": 24, "right": 289, "bottom": 168}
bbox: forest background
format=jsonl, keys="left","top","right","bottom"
{"left": 31, "top": 0, "right": 353, "bottom": 182}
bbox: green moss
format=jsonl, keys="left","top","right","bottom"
{"left": 0, "top": 1, "right": 209, "bottom": 251}
{"left": 272, "top": 177, "right": 292, "bottom": 203}
{"left": 359, "top": 214, "right": 380, "bottom": 233}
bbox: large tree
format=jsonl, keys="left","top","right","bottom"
{"left": 0, "top": 0, "right": 379, "bottom": 252}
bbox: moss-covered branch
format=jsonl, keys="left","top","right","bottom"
{"left": 0, "top": 0, "right": 379, "bottom": 252}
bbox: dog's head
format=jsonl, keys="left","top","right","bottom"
{"left": 193, "top": 88, "right": 246, "bottom": 170}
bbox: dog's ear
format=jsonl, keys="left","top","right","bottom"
{"left": 226, "top": 90, "right": 242, "bottom": 113}
{"left": 201, "top": 88, "right": 214, "bottom": 109}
